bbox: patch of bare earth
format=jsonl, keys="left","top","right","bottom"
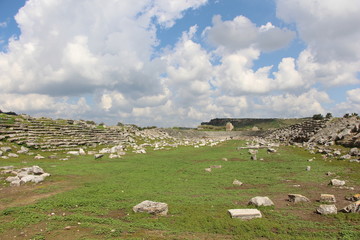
{"left": 0, "top": 181, "right": 76, "bottom": 211}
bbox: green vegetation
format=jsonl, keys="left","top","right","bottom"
{"left": 312, "top": 114, "right": 324, "bottom": 120}
{"left": 0, "top": 141, "right": 359, "bottom": 239}
{"left": 199, "top": 118, "right": 309, "bottom": 131}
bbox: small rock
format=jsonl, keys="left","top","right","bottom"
{"left": 222, "top": 158, "right": 228, "bottom": 161}
{"left": 67, "top": 151, "right": 80, "bottom": 156}
{"left": 288, "top": 194, "right": 310, "bottom": 203}
{"left": 306, "top": 166, "right": 311, "bottom": 171}
{"left": 8, "top": 153, "right": 19, "bottom": 158}
{"left": 330, "top": 179, "right": 345, "bottom": 187}
{"left": 34, "top": 155, "right": 45, "bottom": 160}
{"left": 210, "top": 165, "right": 222, "bottom": 169}
{"left": 133, "top": 200, "right": 168, "bottom": 216}
{"left": 251, "top": 155, "right": 257, "bottom": 161}
{"left": 204, "top": 168, "right": 212, "bottom": 172}
{"left": 345, "top": 193, "right": 360, "bottom": 202}
{"left": 317, "top": 204, "right": 337, "bottom": 215}
{"left": 248, "top": 196, "right": 274, "bottom": 207}
{"left": 32, "top": 165, "right": 44, "bottom": 175}
{"left": 228, "top": 209, "right": 262, "bottom": 220}
{"left": 94, "top": 154, "right": 104, "bottom": 159}
{"left": 64, "top": 226, "right": 71, "bottom": 230}
{"left": 79, "top": 148, "right": 86, "bottom": 156}
{"left": 233, "top": 179, "right": 243, "bottom": 186}
{"left": 320, "top": 194, "right": 336, "bottom": 203}
{"left": 267, "top": 148, "right": 277, "bottom": 153}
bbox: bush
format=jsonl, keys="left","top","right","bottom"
{"left": 325, "top": 113, "right": 333, "bottom": 119}
{"left": 312, "top": 114, "right": 324, "bottom": 120}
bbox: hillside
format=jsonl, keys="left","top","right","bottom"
{"left": 200, "top": 118, "right": 309, "bottom": 131}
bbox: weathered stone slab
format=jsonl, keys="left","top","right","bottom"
{"left": 340, "top": 201, "right": 360, "bottom": 213}
{"left": 228, "top": 209, "right": 262, "bottom": 220}
{"left": 317, "top": 204, "right": 337, "bottom": 215}
{"left": 288, "top": 194, "right": 310, "bottom": 203}
{"left": 248, "top": 196, "right": 274, "bottom": 207}
{"left": 330, "top": 179, "right": 345, "bottom": 186}
{"left": 320, "top": 194, "right": 336, "bottom": 203}
{"left": 133, "top": 200, "right": 168, "bottom": 216}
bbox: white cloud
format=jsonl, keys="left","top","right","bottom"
{"left": 257, "top": 89, "right": 331, "bottom": 117}
{"left": 276, "top": 0, "right": 360, "bottom": 86}
{"left": 347, "top": 88, "right": 360, "bottom": 104}
{"left": 203, "top": 15, "right": 295, "bottom": 53}
{"left": 0, "top": 94, "right": 89, "bottom": 117}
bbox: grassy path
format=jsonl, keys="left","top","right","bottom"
{"left": 0, "top": 140, "right": 359, "bottom": 239}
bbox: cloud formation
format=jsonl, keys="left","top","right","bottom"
{"left": 0, "top": 0, "right": 359, "bottom": 126}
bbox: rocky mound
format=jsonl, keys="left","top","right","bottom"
{"left": 265, "top": 117, "right": 360, "bottom": 148}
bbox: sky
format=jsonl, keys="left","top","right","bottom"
{"left": 0, "top": 0, "right": 359, "bottom": 127}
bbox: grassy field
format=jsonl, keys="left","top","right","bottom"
{"left": 0, "top": 140, "right": 359, "bottom": 239}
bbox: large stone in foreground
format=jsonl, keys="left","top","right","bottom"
{"left": 228, "top": 209, "right": 262, "bottom": 220}
{"left": 316, "top": 204, "right": 337, "bottom": 215}
{"left": 133, "top": 200, "right": 168, "bottom": 216}
{"left": 248, "top": 196, "right": 274, "bottom": 207}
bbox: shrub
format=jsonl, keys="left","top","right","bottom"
{"left": 312, "top": 114, "right": 324, "bottom": 120}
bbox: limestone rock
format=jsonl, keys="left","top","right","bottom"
{"left": 8, "top": 153, "right": 19, "bottom": 158}
{"left": 67, "top": 151, "right": 80, "bottom": 156}
{"left": 228, "top": 209, "right": 262, "bottom": 220}
{"left": 204, "top": 168, "right": 212, "bottom": 172}
{"left": 330, "top": 179, "right": 345, "bottom": 186}
{"left": 95, "top": 154, "right": 104, "bottom": 159}
{"left": 79, "top": 148, "right": 86, "bottom": 155}
{"left": 349, "top": 148, "right": 359, "bottom": 156}
{"left": 317, "top": 204, "right": 337, "bottom": 215}
{"left": 17, "top": 146, "right": 29, "bottom": 154}
{"left": 306, "top": 166, "right": 311, "bottom": 171}
{"left": 1, "top": 147, "right": 12, "bottom": 152}
{"left": 248, "top": 196, "right": 274, "bottom": 207}
{"left": 210, "top": 165, "right": 222, "bottom": 169}
{"left": 233, "top": 179, "right": 243, "bottom": 186}
{"left": 340, "top": 201, "right": 360, "bottom": 213}
{"left": 288, "top": 194, "right": 310, "bottom": 203}
{"left": 32, "top": 166, "right": 45, "bottom": 175}
{"left": 251, "top": 155, "right": 257, "bottom": 161}
{"left": 320, "top": 194, "right": 336, "bottom": 203}
{"left": 345, "top": 194, "right": 360, "bottom": 202}
{"left": 133, "top": 200, "right": 168, "bottom": 216}
{"left": 34, "top": 154, "right": 45, "bottom": 160}
{"left": 267, "top": 148, "right": 277, "bottom": 153}
{"left": 226, "top": 122, "right": 234, "bottom": 131}
{"left": 109, "top": 154, "right": 120, "bottom": 159}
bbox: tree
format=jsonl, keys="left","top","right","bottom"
{"left": 325, "top": 113, "right": 333, "bottom": 119}
{"left": 343, "top": 113, "right": 350, "bottom": 118}
{"left": 312, "top": 114, "right": 324, "bottom": 120}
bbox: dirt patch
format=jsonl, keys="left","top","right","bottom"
{"left": 1, "top": 222, "right": 100, "bottom": 240}
{"left": 122, "top": 230, "right": 235, "bottom": 240}
{"left": 98, "top": 208, "right": 128, "bottom": 219}
{"left": 0, "top": 181, "right": 76, "bottom": 211}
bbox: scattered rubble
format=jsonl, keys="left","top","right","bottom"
{"left": 1, "top": 165, "right": 50, "bottom": 186}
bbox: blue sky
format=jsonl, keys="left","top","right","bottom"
{"left": 0, "top": 0, "right": 359, "bottom": 127}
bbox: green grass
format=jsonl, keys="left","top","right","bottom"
{"left": 0, "top": 140, "right": 359, "bottom": 239}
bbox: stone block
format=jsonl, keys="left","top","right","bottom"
{"left": 288, "top": 194, "right": 310, "bottom": 203}
{"left": 228, "top": 209, "right": 262, "bottom": 220}
{"left": 317, "top": 204, "right": 337, "bottom": 215}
